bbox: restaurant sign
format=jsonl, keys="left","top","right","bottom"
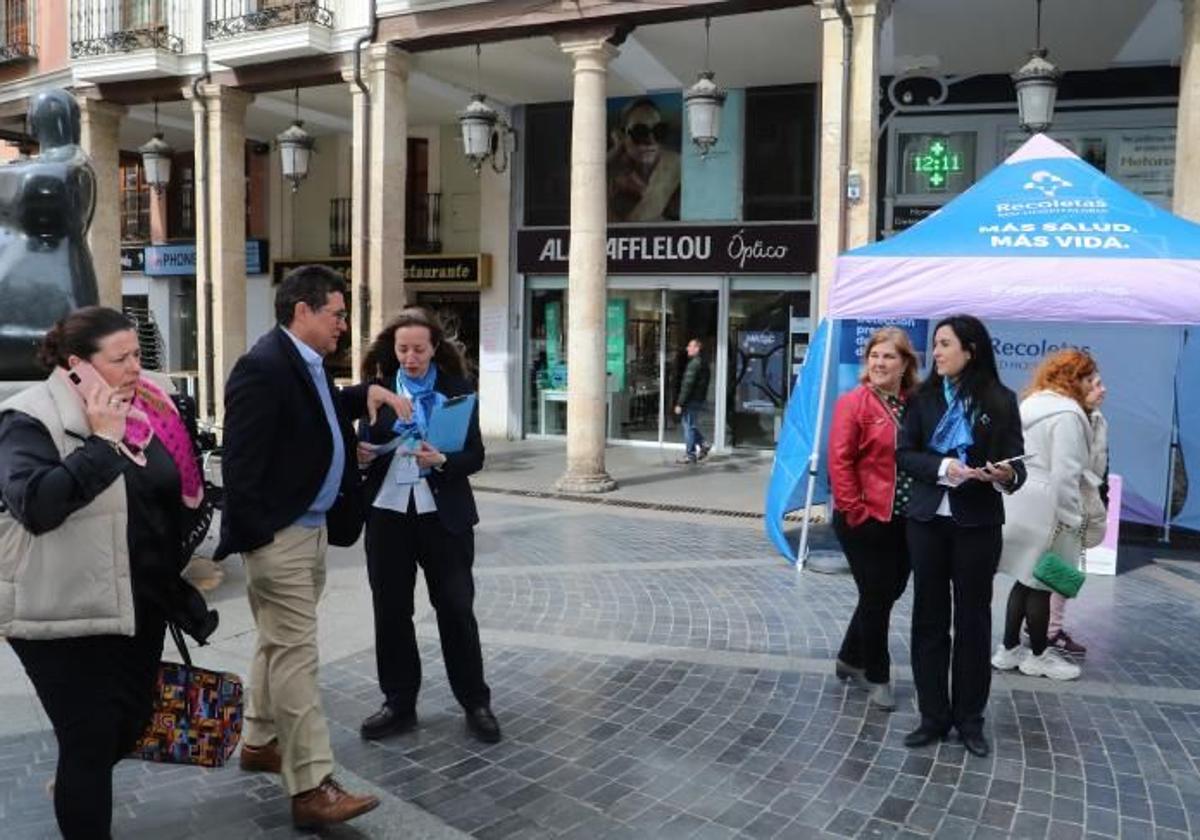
{"left": 404, "top": 254, "right": 491, "bottom": 288}
{"left": 517, "top": 224, "right": 816, "bottom": 274}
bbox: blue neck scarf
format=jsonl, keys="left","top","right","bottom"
{"left": 392, "top": 365, "right": 443, "bottom": 442}
{"left": 929, "top": 377, "right": 974, "bottom": 461}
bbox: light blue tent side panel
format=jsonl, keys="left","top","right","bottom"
{"left": 987, "top": 321, "right": 1180, "bottom": 526}
{"left": 1174, "top": 328, "right": 1200, "bottom": 531}
{"left": 765, "top": 319, "right": 837, "bottom": 563}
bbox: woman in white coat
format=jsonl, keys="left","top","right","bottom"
{"left": 991, "top": 349, "right": 1102, "bottom": 681}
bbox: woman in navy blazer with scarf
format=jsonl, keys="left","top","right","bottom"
{"left": 354, "top": 308, "right": 500, "bottom": 746}
{"left": 897, "top": 315, "right": 1026, "bottom": 759}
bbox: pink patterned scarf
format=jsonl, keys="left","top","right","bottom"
{"left": 123, "top": 377, "right": 205, "bottom": 510}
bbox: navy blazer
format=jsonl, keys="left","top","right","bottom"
{"left": 897, "top": 379, "right": 1027, "bottom": 527}
{"left": 360, "top": 369, "right": 483, "bottom": 535}
{"left": 215, "top": 327, "right": 368, "bottom": 559}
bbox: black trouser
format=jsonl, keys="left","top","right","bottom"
{"left": 833, "top": 513, "right": 910, "bottom": 684}
{"left": 1004, "top": 582, "right": 1051, "bottom": 655}
{"left": 365, "top": 505, "right": 490, "bottom": 712}
{"left": 10, "top": 603, "right": 165, "bottom": 840}
{"left": 907, "top": 518, "right": 1002, "bottom": 736}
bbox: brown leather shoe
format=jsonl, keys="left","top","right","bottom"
{"left": 292, "top": 776, "right": 380, "bottom": 828}
{"left": 239, "top": 739, "right": 282, "bottom": 774}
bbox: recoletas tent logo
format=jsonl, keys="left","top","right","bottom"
{"left": 1023, "top": 170, "right": 1073, "bottom": 198}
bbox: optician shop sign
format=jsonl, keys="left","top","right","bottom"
{"left": 516, "top": 224, "right": 816, "bottom": 274}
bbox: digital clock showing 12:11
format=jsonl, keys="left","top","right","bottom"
{"left": 912, "top": 139, "right": 963, "bottom": 188}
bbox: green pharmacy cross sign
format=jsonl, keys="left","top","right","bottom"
{"left": 912, "top": 139, "right": 963, "bottom": 190}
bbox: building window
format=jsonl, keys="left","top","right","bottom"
{"left": 524, "top": 103, "right": 572, "bottom": 226}
{"left": 743, "top": 85, "right": 817, "bottom": 221}
{"left": 119, "top": 155, "right": 150, "bottom": 242}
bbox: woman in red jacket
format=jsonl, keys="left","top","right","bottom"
{"left": 829, "top": 326, "right": 921, "bottom": 711}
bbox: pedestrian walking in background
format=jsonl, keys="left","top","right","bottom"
{"left": 218, "top": 265, "right": 407, "bottom": 829}
{"left": 897, "top": 314, "right": 1026, "bottom": 758}
{"left": 674, "top": 338, "right": 711, "bottom": 464}
{"left": 357, "top": 307, "right": 501, "bottom": 745}
{"left": 828, "top": 327, "right": 920, "bottom": 711}
{"left": 993, "top": 350, "right": 1106, "bottom": 681}
{"left": 0, "top": 307, "right": 215, "bottom": 838}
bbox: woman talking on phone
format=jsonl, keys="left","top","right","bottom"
{"left": 355, "top": 308, "right": 500, "bottom": 745}
{"left": 0, "top": 306, "right": 215, "bottom": 838}
{"left": 897, "top": 314, "right": 1026, "bottom": 758}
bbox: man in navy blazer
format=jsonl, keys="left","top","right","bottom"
{"left": 217, "top": 265, "right": 407, "bottom": 829}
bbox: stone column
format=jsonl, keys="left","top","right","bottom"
{"left": 343, "top": 45, "right": 408, "bottom": 376}
{"left": 1176, "top": 0, "right": 1200, "bottom": 221}
{"left": 186, "top": 84, "right": 252, "bottom": 424}
{"left": 77, "top": 96, "right": 126, "bottom": 308}
{"left": 555, "top": 31, "right": 619, "bottom": 493}
{"left": 816, "top": 0, "right": 891, "bottom": 316}
{"left": 478, "top": 141, "right": 513, "bottom": 438}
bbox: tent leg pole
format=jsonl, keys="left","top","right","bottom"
{"left": 797, "top": 320, "right": 837, "bottom": 569}
{"left": 1163, "top": 425, "right": 1179, "bottom": 544}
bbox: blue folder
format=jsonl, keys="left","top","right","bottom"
{"left": 426, "top": 393, "right": 476, "bottom": 453}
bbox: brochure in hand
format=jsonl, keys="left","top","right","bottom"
{"left": 367, "top": 393, "right": 476, "bottom": 455}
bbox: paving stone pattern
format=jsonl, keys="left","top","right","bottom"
{"left": 5, "top": 497, "right": 1200, "bottom": 838}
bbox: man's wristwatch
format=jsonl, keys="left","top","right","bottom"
{"left": 433, "top": 454, "right": 447, "bottom": 472}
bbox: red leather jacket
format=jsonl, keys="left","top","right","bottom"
{"left": 829, "top": 384, "right": 903, "bottom": 527}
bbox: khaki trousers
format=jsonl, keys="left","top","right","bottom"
{"left": 243, "top": 525, "right": 333, "bottom": 795}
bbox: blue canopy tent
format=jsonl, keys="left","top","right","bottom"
{"left": 766, "top": 134, "right": 1200, "bottom": 564}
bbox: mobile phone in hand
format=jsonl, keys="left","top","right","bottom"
{"left": 65, "top": 361, "right": 106, "bottom": 400}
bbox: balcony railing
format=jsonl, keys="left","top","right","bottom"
{"left": 206, "top": 1, "right": 333, "bottom": 41}
{"left": 0, "top": 1, "right": 36, "bottom": 64}
{"left": 70, "top": 0, "right": 185, "bottom": 58}
{"left": 328, "top": 193, "right": 443, "bottom": 258}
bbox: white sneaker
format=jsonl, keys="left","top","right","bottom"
{"left": 991, "top": 644, "right": 1029, "bottom": 671}
{"left": 1019, "top": 649, "right": 1081, "bottom": 681}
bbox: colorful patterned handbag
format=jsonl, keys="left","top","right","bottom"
{"left": 131, "top": 625, "right": 243, "bottom": 767}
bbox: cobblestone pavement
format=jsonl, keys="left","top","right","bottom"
{"left": 4, "top": 496, "right": 1200, "bottom": 838}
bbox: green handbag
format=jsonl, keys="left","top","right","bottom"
{"left": 1032, "top": 550, "right": 1086, "bottom": 598}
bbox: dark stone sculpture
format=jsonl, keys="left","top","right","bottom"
{"left": 0, "top": 89, "right": 98, "bottom": 380}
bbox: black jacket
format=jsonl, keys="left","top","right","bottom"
{"left": 360, "top": 370, "right": 483, "bottom": 535}
{"left": 897, "top": 380, "right": 1027, "bottom": 526}
{"left": 215, "top": 327, "right": 368, "bottom": 559}
{"left": 677, "top": 355, "right": 710, "bottom": 406}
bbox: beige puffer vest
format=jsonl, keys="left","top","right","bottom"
{"left": 0, "top": 373, "right": 135, "bottom": 640}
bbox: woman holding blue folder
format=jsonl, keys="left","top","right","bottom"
{"left": 355, "top": 307, "right": 500, "bottom": 744}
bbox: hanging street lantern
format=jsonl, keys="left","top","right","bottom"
{"left": 685, "top": 71, "right": 726, "bottom": 158}
{"left": 1012, "top": 48, "right": 1060, "bottom": 134}
{"left": 458, "top": 45, "right": 514, "bottom": 175}
{"left": 459, "top": 93, "right": 499, "bottom": 174}
{"left": 1011, "top": 0, "right": 1060, "bottom": 134}
{"left": 276, "top": 88, "right": 314, "bottom": 192}
{"left": 140, "top": 101, "right": 173, "bottom": 193}
{"left": 684, "top": 17, "right": 726, "bottom": 158}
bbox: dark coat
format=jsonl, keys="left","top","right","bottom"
{"left": 360, "top": 369, "right": 483, "bottom": 535}
{"left": 896, "top": 379, "right": 1027, "bottom": 526}
{"left": 215, "top": 327, "right": 368, "bottom": 559}
{"left": 677, "top": 355, "right": 710, "bottom": 406}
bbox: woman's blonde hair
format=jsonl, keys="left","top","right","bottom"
{"left": 858, "top": 326, "right": 921, "bottom": 395}
{"left": 1025, "top": 348, "right": 1097, "bottom": 411}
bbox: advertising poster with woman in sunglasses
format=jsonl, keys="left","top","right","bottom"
{"left": 607, "top": 94, "right": 682, "bottom": 223}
